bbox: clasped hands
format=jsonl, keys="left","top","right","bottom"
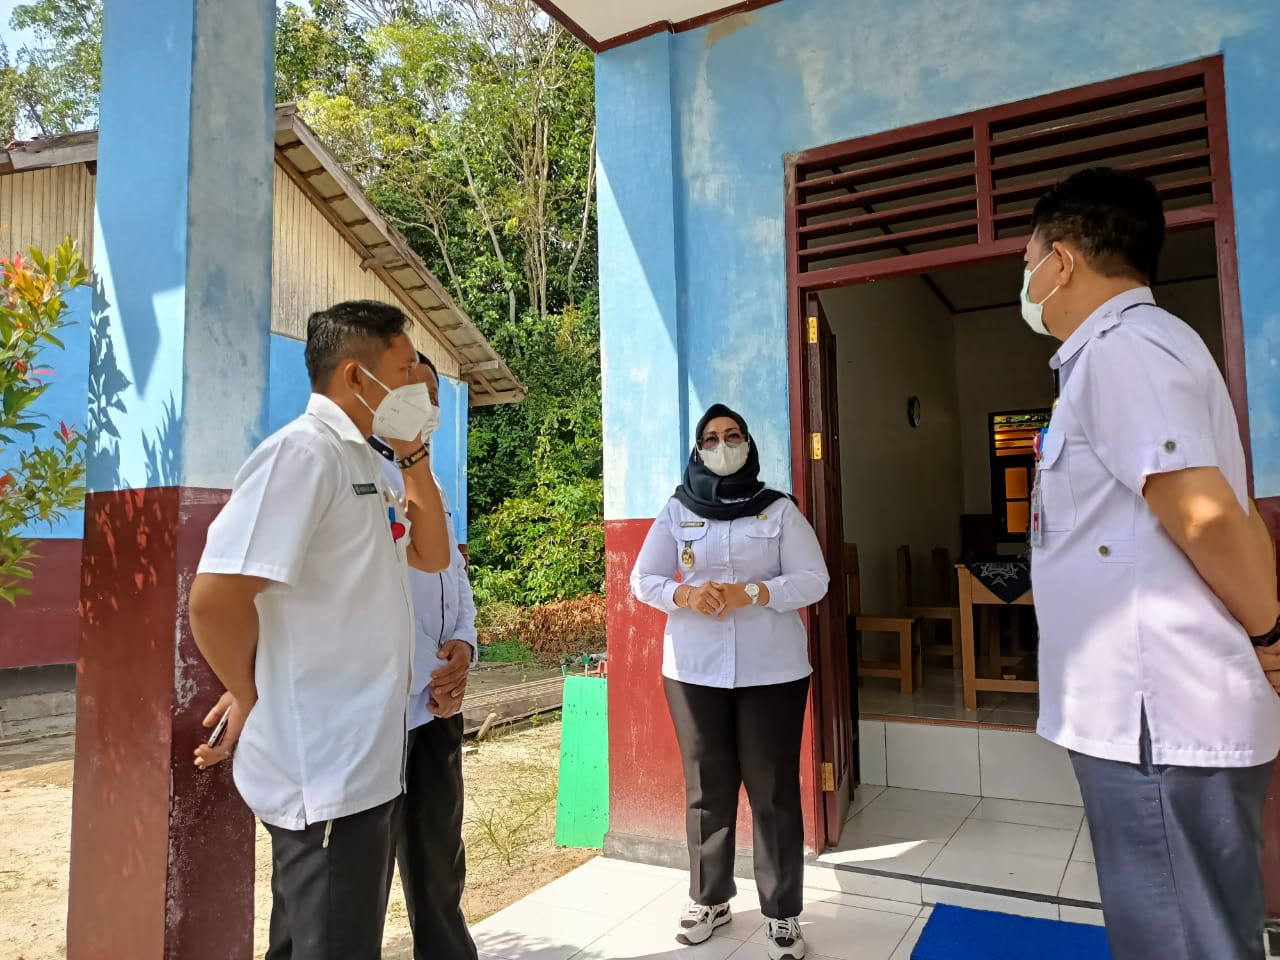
{"left": 677, "top": 581, "right": 767, "bottom": 619}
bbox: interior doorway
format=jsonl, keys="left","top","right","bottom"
{"left": 785, "top": 56, "right": 1249, "bottom": 852}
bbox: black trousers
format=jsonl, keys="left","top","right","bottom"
{"left": 264, "top": 796, "right": 400, "bottom": 960}
{"left": 396, "top": 715, "right": 479, "bottom": 960}
{"left": 1071, "top": 712, "right": 1274, "bottom": 960}
{"left": 663, "top": 676, "right": 810, "bottom": 920}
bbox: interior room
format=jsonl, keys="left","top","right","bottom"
{"left": 821, "top": 225, "right": 1225, "bottom": 730}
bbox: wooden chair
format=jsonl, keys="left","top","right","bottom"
{"left": 895, "top": 545, "right": 961, "bottom": 668}
{"left": 847, "top": 543, "right": 922, "bottom": 695}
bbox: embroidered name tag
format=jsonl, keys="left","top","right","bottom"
{"left": 679, "top": 521, "right": 705, "bottom": 528}
{"left": 352, "top": 483, "right": 378, "bottom": 496}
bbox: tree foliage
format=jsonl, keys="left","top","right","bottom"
{"left": 0, "top": 0, "right": 101, "bottom": 142}
{"left": 0, "top": 240, "right": 88, "bottom": 602}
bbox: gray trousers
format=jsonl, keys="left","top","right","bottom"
{"left": 663, "top": 676, "right": 810, "bottom": 920}
{"left": 264, "top": 797, "right": 400, "bottom": 960}
{"left": 1070, "top": 714, "right": 1274, "bottom": 960}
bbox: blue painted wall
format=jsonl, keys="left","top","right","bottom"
{"left": 596, "top": 0, "right": 1280, "bottom": 520}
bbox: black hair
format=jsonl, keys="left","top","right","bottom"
{"left": 1030, "top": 167, "right": 1165, "bottom": 283}
{"left": 304, "top": 300, "right": 409, "bottom": 389}
{"left": 416, "top": 351, "right": 438, "bottom": 377}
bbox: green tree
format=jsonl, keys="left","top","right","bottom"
{"left": 0, "top": 0, "right": 101, "bottom": 141}
{"left": 0, "top": 240, "right": 89, "bottom": 602}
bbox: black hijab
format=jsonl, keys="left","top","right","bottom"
{"left": 673, "top": 403, "right": 792, "bottom": 521}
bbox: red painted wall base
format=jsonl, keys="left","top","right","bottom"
{"left": 68, "top": 487, "right": 254, "bottom": 960}
{"left": 0, "top": 538, "right": 81, "bottom": 669}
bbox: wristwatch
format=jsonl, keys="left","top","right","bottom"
{"left": 1250, "top": 615, "right": 1280, "bottom": 649}
{"left": 744, "top": 583, "right": 761, "bottom": 606}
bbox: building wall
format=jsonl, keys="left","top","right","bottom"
{"left": 823, "top": 277, "right": 964, "bottom": 615}
{"left": 596, "top": 0, "right": 1280, "bottom": 851}
{"left": 0, "top": 163, "right": 475, "bottom": 668}
{"left": 0, "top": 164, "right": 96, "bottom": 264}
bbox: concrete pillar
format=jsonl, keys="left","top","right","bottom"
{"left": 67, "top": 1, "right": 274, "bottom": 957}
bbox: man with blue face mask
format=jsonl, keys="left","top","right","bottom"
{"left": 369, "top": 352, "right": 479, "bottom": 960}
{"left": 1022, "top": 168, "right": 1280, "bottom": 960}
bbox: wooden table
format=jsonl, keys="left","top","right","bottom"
{"left": 956, "top": 564, "right": 1036, "bottom": 710}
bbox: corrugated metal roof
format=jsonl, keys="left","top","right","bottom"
{"left": 1, "top": 105, "right": 527, "bottom": 407}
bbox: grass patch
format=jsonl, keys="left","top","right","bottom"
{"left": 479, "top": 639, "right": 537, "bottom": 664}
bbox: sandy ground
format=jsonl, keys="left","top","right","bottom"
{"left": 0, "top": 720, "right": 595, "bottom": 960}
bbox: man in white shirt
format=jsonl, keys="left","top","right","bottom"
{"left": 1022, "top": 168, "right": 1280, "bottom": 960}
{"left": 189, "top": 300, "right": 452, "bottom": 960}
{"left": 370, "top": 352, "right": 479, "bottom": 960}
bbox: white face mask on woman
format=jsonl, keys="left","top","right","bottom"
{"left": 701, "top": 439, "right": 750, "bottom": 477}
{"left": 355, "top": 366, "right": 433, "bottom": 442}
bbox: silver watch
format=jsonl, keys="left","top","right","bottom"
{"left": 744, "top": 583, "right": 761, "bottom": 606}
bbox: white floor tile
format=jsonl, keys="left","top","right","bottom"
{"left": 577, "top": 918, "right": 744, "bottom": 960}
{"left": 524, "top": 860, "right": 682, "bottom": 921}
{"left": 1059, "top": 905, "right": 1105, "bottom": 926}
{"left": 847, "top": 784, "right": 887, "bottom": 820}
{"left": 978, "top": 729, "right": 1082, "bottom": 805}
{"left": 889, "top": 917, "right": 928, "bottom": 960}
{"left": 747, "top": 899, "right": 917, "bottom": 960}
{"left": 593, "top": 857, "right": 688, "bottom": 880}
{"left": 820, "top": 831, "right": 945, "bottom": 875}
{"left": 1073, "top": 821, "right": 1095, "bottom": 862}
{"left": 1059, "top": 860, "right": 1101, "bottom": 902}
{"left": 726, "top": 944, "right": 844, "bottom": 960}
{"left": 846, "top": 804, "right": 966, "bottom": 843}
{"left": 471, "top": 900, "right": 619, "bottom": 960}
{"left": 971, "top": 797, "right": 1084, "bottom": 831}
{"left": 921, "top": 884, "right": 1059, "bottom": 920}
{"left": 860, "top": 720, "right": 887, "bottom": 786}
{"left": 923, "top": 845, "right": 1068, "bottom": 896}
{"left": 802, "top": 865, "right": 922, "bottom": 905}
{"left": 885, "top": 722, "right": 980, "bottom": 795}
{"left": 946, "top": 818, "right": 1079, "bottom": 860}
{"left": 870, "top": 787, "right": 981, "bottom": 819}
{"left": 810, "top": 889, "right": 923, "bottom": 918}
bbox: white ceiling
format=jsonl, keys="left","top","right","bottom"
{"left": 537, "top": 1, "right": 758, "bottom": 47}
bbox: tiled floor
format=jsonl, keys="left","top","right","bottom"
{"left": 820, "top": 785, "right": 1101, "bottom": 921}
{"left": 471, "top": 856, "right": 936, "bottom": 960}
{"left": 858, "top": 670, "right": 1038, "bottom": 727}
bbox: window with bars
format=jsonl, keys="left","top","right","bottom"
{"left": 791, "top": 62, "right": 1220, "bottom": 284}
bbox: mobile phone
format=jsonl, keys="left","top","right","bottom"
{"left": 207, "top": 711, "right": 230, "bottom": 748}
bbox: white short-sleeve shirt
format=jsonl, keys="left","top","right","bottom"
{"left": 630, "top": 496, "right": 829, "bottom": 688}
{"left": 1032, "top": 287, "right": 1280, "bottom": 767}
{"left": 198, "top": 394, "right": 415, "bottom": 828}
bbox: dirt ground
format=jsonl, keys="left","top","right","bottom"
{"left": 0, "top": 720, "right": 595, "bottom": 960}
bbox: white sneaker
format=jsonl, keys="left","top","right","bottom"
{"left": 765, "top": 918, "right": 805, "bottom": 960}
{"left": 676, "top": 902, "right": 731, "bottom": 945}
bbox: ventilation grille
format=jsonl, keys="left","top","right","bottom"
{"left": 794, "top": 68, "right": 1215, "bottom": 278}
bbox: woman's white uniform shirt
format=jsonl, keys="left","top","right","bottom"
{"left": 631, "top": 497, "right": 829, "bottom": 688}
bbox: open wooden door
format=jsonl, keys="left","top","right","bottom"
{"left": 804, "top": 292, "right": 854, "bottom": 845}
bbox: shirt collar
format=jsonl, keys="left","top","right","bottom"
{"left": 306, "top": 393, "right": 368, "bottom": 446}
{"left": 1051, "top": 285, "right": 1155, "bottom": 370}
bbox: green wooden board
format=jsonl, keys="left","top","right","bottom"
{"left": 555, "top": 675, "right": 609, "bottom": 848}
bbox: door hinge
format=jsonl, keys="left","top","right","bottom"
{"left": 810, "top": 432, "right": 823, "bottom": 460}
{"left": 807, "top": 316, "right": 818, "bottom": 343}
{"left": 821, "top": 762, "right": 835, "bottom": 792}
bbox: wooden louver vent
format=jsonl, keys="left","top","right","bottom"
{"left": 793, "top": 65, "right": 1216, "bottom": 282}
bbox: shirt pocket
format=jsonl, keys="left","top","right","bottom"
{"left": 741, "top": 514, "right": 784, "bottom": 578}
{"left": 1037, "top": 431, "right": 1077, "bottom": 533}
{"left": 671, "top": 520, "right": 712, "bottom": 576}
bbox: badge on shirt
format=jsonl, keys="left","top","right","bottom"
{"left": 680, "top": 541, "right": 696, "bottom": 569}
{"left": 352, "top": 483, "right": 378, "bottom": 496}
{"left": 1029, "top": 477, "right": 1044, "bottom": 548}
{"left": 679, "top": 521, "right": 705, "bottom": 528}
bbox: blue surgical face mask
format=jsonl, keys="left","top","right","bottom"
{"left": 1020, "top": 248, "right": 1073, "bottom": 337}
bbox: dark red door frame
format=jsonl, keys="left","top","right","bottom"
{"left": 785, "top": 55, "right": 1256, "bottom": 852}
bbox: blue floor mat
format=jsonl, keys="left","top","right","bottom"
{"left": 912, "top": 904, "right": 1111, "bottom": 959}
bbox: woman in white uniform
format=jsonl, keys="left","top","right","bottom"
{"left": 631, "top": 404, "right": 829, "bottom": 960}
